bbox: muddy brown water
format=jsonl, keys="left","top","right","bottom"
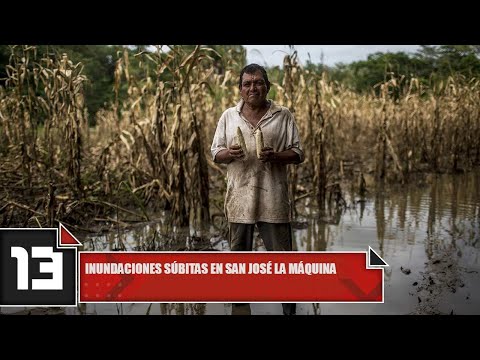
{"left": 2, "top": 170, "right": 479, "bottom": 315}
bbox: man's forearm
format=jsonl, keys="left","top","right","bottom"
{"left": 268, "top": 149, "right": 301, "bottom": 164}
{"left": 214, "top": 149, "right": 233, "bottom": 164}
{"left": 216, "top": 148, "right": 301, "bottom": 164}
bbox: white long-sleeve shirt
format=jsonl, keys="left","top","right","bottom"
{"left": 211, "top": 99, "right": 304, "bottom": 224}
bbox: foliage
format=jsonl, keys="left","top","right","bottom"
{"left": 2, "top": 45, "right": 479, "bottom": 118}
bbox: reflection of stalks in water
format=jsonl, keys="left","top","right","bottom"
{"left": 107, "top": 233, "right": 115, "bottom": 251}
{"left": 397, "top": 184, "right": 408, "bottom": 232}
{"left": 175, "top": 303, "right": 185, "bottom": 315}
{"left": 312, "top": 220, "right": 328, "bottom": 251}
{"left": 426, "top": 176, "right": 438, "bottom": 259}
{"left": 312, "top": 303, "right": 321, "bottom": 315}
{"left": 147, "top": 229, "right": 158, "bottom": 251}
{"left": 450, "top": 175, "right": 459, "bottom": 248}
{"left": 190, "top": 303, "right": 206, "bottom": 315}
{"left": 305, "top": 218, "right": 314, "bottom": 251}
{"left": 77, "top": 303, "right": 87, "bottom": 315}
{"left": 160, "top": 303, "right": 170, "bottom": 315}
{"left": 318, "top": 222, "right": 328, "bottom": 251}
{"left": 174, "top": 303, "right": 207, "bottom": 315}
{"left": 327, "top": 182, "right": 347, "bottom": 211}
{"left": 146, "top": 303, "right": 153, "bottom": 315}
{"left": 115, "top": 233, "right": 126, "bottom": 251}
{"left": 116, "top": 303, "right": 124, "bottom": 315}
{"left": 359, "top": 172, "right": 367, "bottom": 197}
{"left": 374, "top": 184, "right": 385, "bottom": 256}
{"left": 358, "top": 198, "right": 366, "bottom": 222}
{"left": 157, "top": 303, "right": 206, "bottom": 315}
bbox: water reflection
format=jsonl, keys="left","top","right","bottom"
{"left": 295, "top": 170, "right": 480, "bottom": 315}
{"left": 5, "top": 170, "right": 476, "bottom": 315}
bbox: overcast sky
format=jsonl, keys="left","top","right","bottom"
{"left": 244, "top": 45, "right": 421, "bottom": 67}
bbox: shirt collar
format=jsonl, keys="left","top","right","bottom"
{"left": 235, "top": 99, "right": 282, "bottom": 117}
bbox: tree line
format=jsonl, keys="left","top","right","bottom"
{"left": 1, "top": 45, "right": 479, "bottom": 120}
{"left": 305, "top": 45, "right": 480, "bottom": 93}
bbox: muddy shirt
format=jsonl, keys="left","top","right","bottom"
{"left": 211, "top": 99, "right": 304, "bottom": 224}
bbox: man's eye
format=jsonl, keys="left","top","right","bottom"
{"left": 242, "top": 82, "right": 251, "bottom": 87}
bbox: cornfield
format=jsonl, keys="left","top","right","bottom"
{"left": 1, "top": 45, "right": 479, "bottom": 238}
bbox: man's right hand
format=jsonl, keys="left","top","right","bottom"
{"left": 228, "top": 145, "right": 244, "bottom": 160}
{"left": 214, "top": 146, "right": 244, "bottom": 164}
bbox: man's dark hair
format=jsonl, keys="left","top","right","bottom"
{"left": 239, "top": 63, "right": 271, "bottom": 91}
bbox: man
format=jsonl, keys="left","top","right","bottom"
{"left": 211, "top": 64, "right": 304, "bottom": 315}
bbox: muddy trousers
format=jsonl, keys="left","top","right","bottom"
{"left": 229, "top": 222, "right": 296, "bottom": 315}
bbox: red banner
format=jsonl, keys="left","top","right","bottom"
{"left": 79, "top": 251, "right": 385, "bottom": 302}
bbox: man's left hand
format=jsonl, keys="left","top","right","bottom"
{"left": 259, "top": 147, "right": 276, "bottom": 162}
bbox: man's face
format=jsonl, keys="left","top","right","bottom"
{"left": 240, "top": 70, "right": 268, "bottom": 107}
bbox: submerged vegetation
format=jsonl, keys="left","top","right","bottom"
{"left": 1, "top": 45, "right": 480, "bottom": 236}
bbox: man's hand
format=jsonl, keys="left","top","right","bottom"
{"left": 259, "top": 146, "right": 275, "bottom": 162}
{"left": 259, "top": 148, "right": 301, "bottom": 164}
{"left": 228, "top": 144, "right": 245, "bottom": 160}
{"left": 214, "top": 145, "right": 245, "bottom": 164}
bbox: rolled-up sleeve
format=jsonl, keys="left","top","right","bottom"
{"left": 286, "top": 113, "right": 304, "bottom": 163}
{"left": 211, "top": 112, "right": 228, "bottom": 162}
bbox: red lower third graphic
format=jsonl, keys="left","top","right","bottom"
{"left": 79, "top": 248, "right": 388, "bottom": 303}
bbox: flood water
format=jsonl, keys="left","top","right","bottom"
{"left": 3, "top": 170, "right": 479, "bottom": 315}
{"left": 294, "top": 170, "right": 480, "bottom": 315}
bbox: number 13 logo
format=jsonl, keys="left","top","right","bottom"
{"left": 11, "top": 246, "right": 63, "bottom": 290}
{"left": 0, "top": 226, "right": 79, "bottom": 306}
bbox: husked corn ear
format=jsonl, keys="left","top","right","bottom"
{"left": 255, "top": 128, "right": 264, "bottom": 159}
{"left": 236, "top": 127, "right": 247, "bottom": 154}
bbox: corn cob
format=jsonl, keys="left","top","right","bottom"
{"left": 255, "top": 128, "right": 264, "bottom": 159}
{"left": 236, "top": 126, "right": 247, "bottom": 155}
